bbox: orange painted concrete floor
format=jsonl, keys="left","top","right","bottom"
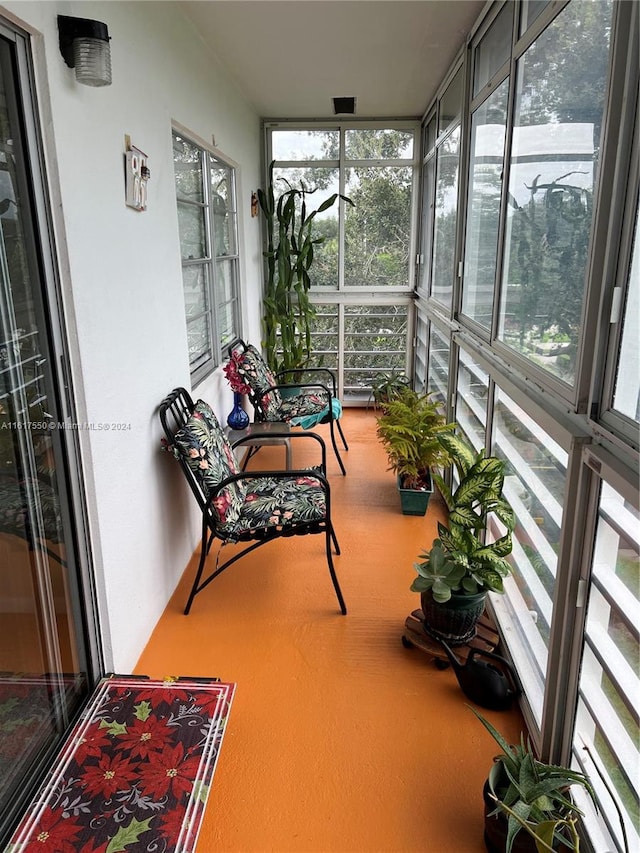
{"left": 136, "top": 409, "right": 523, "bottom": 853}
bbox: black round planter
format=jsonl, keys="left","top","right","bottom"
{"left": 420, "top": 589, "right": 487, "bottom": 646}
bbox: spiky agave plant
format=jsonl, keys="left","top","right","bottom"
{"left": 472, "top": 707, "right": 597, "bottom": 853}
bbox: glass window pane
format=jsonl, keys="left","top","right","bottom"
{"left": 461, "top": 81, "right": 509, "bottom": 328}
{"left": 456, "top": 347, "right": 488, "bottom": 452}
{"left": 187, "top": 315, "right": 211, "bottom": 368}
{"left": 177, "top": 202, "right": 206, "bottom": 261}
{"left": 345, "top": 166, "right": 412, "bottom": 288}
{"left": 216, "top": 300, "right": 234, "bottom": 349}
{"left": 520, "top": 0, "right": 550, "bottom": 36}
{"left": 427, "top": 323, "right": 450, "bottom": 406}
{"left": 473, "top": 3, "right": 513, "bottom": 96}
{"left": 498, "top": 0, "right": 613, "bottom": 385}
{"left": 173, "top": 135, "right": 203, "bottom": 203}
{"left": 572, "top": 482, "right": 640, "bottom": 853}
{"left": 173, "top": 131, "right": 242, "bottom": 375}
{"left": 345, "top": 129, "right": 414, "bottom": 160}
{"left": 343, "top": 304, "right": 408, "bottom": 397}
{"left": 491, "top": 387, "right": 568, "bottom": 727}
{"left": 211, "top": 161, "right": 236, "bottom": 257}
{"left": 216, "top": 261, "right": 237, "bottom": 348}
{"left": 613, "top": 199, "right": 640, "bottom": 422}
{"left": 438, "top": 66, "right": 463, "bottom": 137}
{"left": 271, "top": 129, "right": 339, "bottom": 160}
{"left": 417, "top": 156, "right": 435, "bottom": 295}
{"left": 424, "top": 116, "right": 437, "bottom": 155}
{"left": 273, "top": 167, "right": 340, "bottom": 289}
{"left": 182, "top": 265, "right": 208, "bottom": 318}
{"left": 431, "top": 127, "right": 460, "bottom": 308}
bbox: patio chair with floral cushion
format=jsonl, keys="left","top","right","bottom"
{"left": 224, "top": 339, "right": 348, "bottom": 475}
{"left": 159, "top": 387, "right": 347, "bottom": 616}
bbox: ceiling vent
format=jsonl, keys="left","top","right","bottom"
{"left": 333, "top": 96, "right": 357, "bottom": 115}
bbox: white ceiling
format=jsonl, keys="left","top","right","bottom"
{"left": 178, "top": 1, "right": 485, "bottom": 119}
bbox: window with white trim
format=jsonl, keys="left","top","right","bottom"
{"left": 172, "top": 131, "right": 241, "bottom": 383}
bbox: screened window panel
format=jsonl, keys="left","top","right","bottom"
{"left": 426, "top": 324, "right": 450, "bottom": 407}
{"left": 271, "top": 130, "right": 339, "bottom": 161}
{"left": 417, "top": 157, "right": 435, "bottom": 295}
{"left": 612, "top": 199, "right": 640, "bottom": 423}
{"left": 424, "top": 116, "right": 437, "bottom": 156}
{"left": 273, "top": 166, "right": 340, "bottom": 290}
{"left": 431, "top": 128, "right": 460, "bottom": 309}
{"left": 438, "top": 67, "right": 463, "bottom": 137}
{"left": 498, "top": 0, "right": 613, "bottom": 386}
{"left": 345, "top": 129, "right": 414, "bottom": 160}
{"left": 473, "top": 3, "right": 513, "bottom": 96}
{"left": 456, "top": 347, "right": 488, "bottom": 452}
{"left": 461, "top": 81, "right": 509, "bottom": 329}
{"left": 344, "top": 166, "right": 413, "bottom": 288}
{"left": 519, "top": 0, "right": 550, "bottom": 37}
{"left": 491, "top": 387, "right": 568, "bottom": 726}
{"left": 572, "top": 481, "right": 640, "bottom": 852}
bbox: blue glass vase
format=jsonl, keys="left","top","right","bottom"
{"left": 227, "top": 391, "right": 249, "bottom": 430}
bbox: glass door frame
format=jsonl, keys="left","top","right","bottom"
{"left": 0, "top": 17, "right": 103, "bottom": 844}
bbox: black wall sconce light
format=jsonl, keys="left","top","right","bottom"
{"left": 58, "top": 15, "right": 112, "bottom": 87}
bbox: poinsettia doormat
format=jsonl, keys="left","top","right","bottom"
{"left": 6, "top": 675, "right": 235, "bottom": 853}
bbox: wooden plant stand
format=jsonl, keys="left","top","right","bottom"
{"left": 402, "top": 608, "right": 500, "bottom": 670}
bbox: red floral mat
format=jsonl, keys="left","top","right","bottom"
{"left": 6, "top": 674, "right": 235, "bottom": 853}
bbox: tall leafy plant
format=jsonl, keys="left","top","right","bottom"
{"left": 411, "top": 432, "right": 516, "bottom": 601}
{"left": 257, "top": 160, "right": 352, "bottom": 375}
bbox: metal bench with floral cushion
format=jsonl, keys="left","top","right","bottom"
{"left": 159, "top": 387, "right": 347, "bottom": 616}
{"left": 225, "top": 339, "right": 348, "bottom": 475}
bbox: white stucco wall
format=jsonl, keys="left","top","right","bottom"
{"left": 1, "top": 1, "right": 264, "bottom": 670}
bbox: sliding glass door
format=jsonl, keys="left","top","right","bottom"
{"left": 0, "top": 26, "right": 96, "bottom": 843}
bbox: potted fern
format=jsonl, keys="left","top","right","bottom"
{"left": 411, "top": 432, "right": 515, "bottom": 642}
{"left": 375, "top": 387, "right": 455, "bottom": 515}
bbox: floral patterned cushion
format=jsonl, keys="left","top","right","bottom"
{"left": 233, "top": 345, "right": 282, "bottom": 420}
{"left": 168, "top": 398, "right": 328, "bottom": 540}
{"left": 171, "top": 400, "right": 244, "bottom": 527}
{"left": 277, "top": 389, "right": 332, "bottom": 420}
{"left": 217, "top": 474, "right": 327, "bottom": 541}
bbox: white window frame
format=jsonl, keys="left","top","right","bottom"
{"left": 172, "top": 124, "right": 242, "bottom": 384}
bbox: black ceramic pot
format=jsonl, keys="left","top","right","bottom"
{"left": 420, "top": 589, "right": 487, "bottom": 646}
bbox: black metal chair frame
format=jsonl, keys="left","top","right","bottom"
{"left": 159, "top": 387, "right": 347, "bottom": 616}
{"left": 227, "top": 339, "right": 349, "bottom": 475}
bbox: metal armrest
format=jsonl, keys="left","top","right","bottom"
{"left": 231, "top": 429, "right": 328, "bottom": 473}
{"left": 276, "top": 367, "right": 338, "bottom": 397}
